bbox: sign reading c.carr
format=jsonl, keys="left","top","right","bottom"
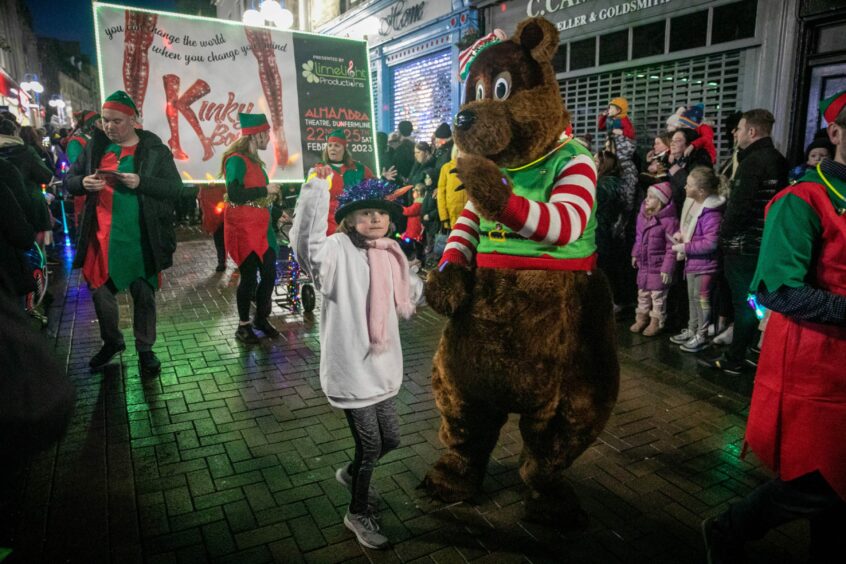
{"left": 94, "top": 2, "right": 378, "bottom": 183}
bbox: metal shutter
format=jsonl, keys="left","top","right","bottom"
{"left": 392, "top": 49, "right": 452, "bottom": 142}
{"left": 560, "top": 50, "right": 745, "bottom": 162}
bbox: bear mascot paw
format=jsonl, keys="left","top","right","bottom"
{"left": 422, "top": 16, "right": 620, "bottom": 530}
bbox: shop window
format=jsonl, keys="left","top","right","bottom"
{"left": 632, "top": 20, "right": 666, "bottom": 59}
{"left": 712, "top": 0, "right": 757, "bottom": 45}
{"left": 392, "top": 50, "right": 452, "bottom": 141}
{"left": 570, "top": 37, "right": 596, "bottom": 71}
{"left": 553, "top": 43, "right": 568, "bottom": 74}
{"left": 669, "top": 10, "right": 708, "bottom": 52}
{"left": 599, "top": 29, "right": 629, "bottom": 66}
{"left": 817, "top": 23, "right": 846, "bottom": 54}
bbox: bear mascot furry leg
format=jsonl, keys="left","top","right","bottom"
{"left": 423, "top": 17, "right": 620, "bottom": 529}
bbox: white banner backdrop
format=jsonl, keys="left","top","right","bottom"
{"left": 94, "top": 2, "right": 377, "bottom": 183}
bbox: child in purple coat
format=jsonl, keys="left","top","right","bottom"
{"left": 669, "top": 167, "right": 726, "bottom": 352}
{"left": 631, "top": 182, "right": 679, "bottom": 336}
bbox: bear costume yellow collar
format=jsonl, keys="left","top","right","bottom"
{"left": 505, "top": 138, "right": 573, "bottom": 172}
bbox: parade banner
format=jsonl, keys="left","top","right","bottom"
{"left": 93, "top": 2, "right": 378, "bottom": 183}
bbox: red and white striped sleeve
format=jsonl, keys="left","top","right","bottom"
{"left": 497, "top": 154, "right": 597, "bottom": 246}
{"left": 439, "top": 201, "right": 481, "bottom": 267}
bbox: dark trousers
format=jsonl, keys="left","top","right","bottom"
{"left": 715, "top": 472, "right": 846, "bottom": 562}
{"left": 344, "top": 398, "right": 400, "bottom": 514}
{"left": 91, "top": 278, "right": 156, "bottom": 352}
{"left": 236, "top": 248, "right": 276, "bottom": 323}
{"left": 724, "top": 254, "right": 759, "bottom": 362}
{"left": 213, "top": 225, "right": 226, "bottom": 267}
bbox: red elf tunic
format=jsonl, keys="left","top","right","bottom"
{"left": 82, "top": 143, "right": 158, "bottom": 291}
{"left": 744, "top": 166, "right": 846, "bottom": 500}
{"left": 223, "top": 153, "right": 277, "bottom": 266}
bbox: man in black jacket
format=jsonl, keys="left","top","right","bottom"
{"left": 65, "top": 90, "right": 189, "bottom": 377}
{"left": 703, "top": 109, "right": 788, "bottom": 374}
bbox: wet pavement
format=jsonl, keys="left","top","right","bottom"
{"left": 1, "top": 230, "right": 807, "bottom": 563}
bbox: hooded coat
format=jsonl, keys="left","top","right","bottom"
{"left": 678, "top": 194, "right": 726, "bottom": 274}
{"left": 632, "top": 199, "right": 679, "bottom": 291}
{"left": 0, "top": 134, "right": 54, "bottom": 231}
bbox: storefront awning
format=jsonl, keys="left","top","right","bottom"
{"left": 0, "top": 68, "right": 20, "bottom": 98}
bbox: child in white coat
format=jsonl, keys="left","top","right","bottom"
{"left": 290, "top": 169, "right": 424, "bottom": 550}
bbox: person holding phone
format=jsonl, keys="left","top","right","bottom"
{"left": 65, "top": 90, "right": 187, "bottom": 378}
{"left": 220, "top": 113, "right": 281, "bottom": 344}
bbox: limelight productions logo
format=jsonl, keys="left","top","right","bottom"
{"left": 301, "top": 55, "right": 367, "bottom": 88}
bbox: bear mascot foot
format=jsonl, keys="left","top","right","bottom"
{"left": 421, "top": 452, "right": 483, "bottom": 502}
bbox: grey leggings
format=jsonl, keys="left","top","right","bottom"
{"left": 343, "top": 397, "right": 401, "bottom": 514}
{"left": 687, "top": 272, "right": 715, "bottom": 336}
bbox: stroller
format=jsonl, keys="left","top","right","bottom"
{"left": 274, "top": 212, "right": 316, "bottom": 313}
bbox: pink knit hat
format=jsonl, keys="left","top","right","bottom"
{"left": 647, "top": 181, "right": 672, "bottom": 205}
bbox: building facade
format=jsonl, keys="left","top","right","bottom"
{"left": 479, "top": 0, "right": 803, "bottom": 162}
{"left": 316, "top": 0, "right": 477, "bottom": 141}
{"left": 0, "top": 0, "right": 43, "bottom": 126}
{"left": 38, "top": 38, "right": 98, "bottom": 129}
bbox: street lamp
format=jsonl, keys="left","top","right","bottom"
{"left": 243, "top": 0, "right": 294, "bottom": 30}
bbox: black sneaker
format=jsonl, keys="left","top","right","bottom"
{"left": 139, "top": 351, "right": 161, "bottom": 377}
{"left": 235, "top": 324, "right": 260, "bottom": 344}
{"left": 253, "top": 318, "right": 280, "bottom": 338}
{"left": 89, "top": 342, "right": 126, "bottom": 371}
{"left": 697, "top": 355, "right": 745, "bottom": 375}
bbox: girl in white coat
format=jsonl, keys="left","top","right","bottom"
{"left": 290, "top": 169, "right": 423, "bottom": 549}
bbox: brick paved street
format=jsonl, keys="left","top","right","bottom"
{"left": 2, "top": 232, "right": 808, "bottom": 563}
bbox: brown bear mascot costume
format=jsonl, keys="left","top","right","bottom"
{"left": 423, "top": 17, "right": 620, "bottom": 528}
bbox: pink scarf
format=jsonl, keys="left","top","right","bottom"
{"left": 366, "top": 238, "right": 415, "bottom": 354}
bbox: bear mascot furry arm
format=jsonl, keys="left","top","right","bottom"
{"left": 423, "top": 17, "right": 620, "bottom": 530}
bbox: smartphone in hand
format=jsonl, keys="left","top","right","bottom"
{"left": 95, "top": 169, "right": 122, "bottom": 184}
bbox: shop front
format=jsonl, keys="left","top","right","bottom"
{"left": 479, "top": 0, "right": 800, "bottom": 161}
{"left": 317, "top": 0, "right": 478, "bottom": 142}
{"left": 789, "top": 0, "right": 846, "bottom": 165}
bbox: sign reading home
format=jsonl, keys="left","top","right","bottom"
{"left": 94, "top": 2, "right": 377, "bottom": 183}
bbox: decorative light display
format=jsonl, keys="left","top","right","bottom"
{"left": 286, "top": 248, "right": 301, "bottom": 311}
{"left": 392, "top": 50, "right": 453, "bottom": 141}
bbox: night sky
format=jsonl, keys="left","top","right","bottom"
{"left": 25, "top": 0, "right": 181, "bottom": 60}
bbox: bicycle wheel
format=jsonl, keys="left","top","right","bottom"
{"left": 301, "top": 284, "right": 316, "bottom": 313}
{"left": 24, "top": 244, "right": 48, "bottom": 312}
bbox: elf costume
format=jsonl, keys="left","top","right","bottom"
{"left": 744, "top": 161, "right": 846, "bottom": 501}
{"left": 80, "top": 93, "right": 156, "bottom": 290}
{"left": 222, "top": 113, "right": 277, "bottom": 266}
{"left": 68, "top": 111, "right": 100, "bottom": 226}
{"left": 313, "top": 129, "right": 374, "bottom": 235}
{"left": 65, "top": 89, "right": 184, "bottom": 376}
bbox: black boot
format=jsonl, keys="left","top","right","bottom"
{"left": 253, "top": 317, "right": 280, "bottom": 338}
{"left": 139, "top": 351, "right": 161, "bottom": 377}
{"left": 89, "top": 342, "right": 126, "bottom": 372}
{"left": 235, "top": 324, "right": 260, "bottom": 344}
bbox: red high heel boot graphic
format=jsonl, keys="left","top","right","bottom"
{"left": 245, "top": 28, "right": 288, "bottom": 166}
{"left": 163, "top": 74, "right": 213, "bottom": 161}
{"left": 123, "top": 12, "right": 157, "bottom": 114}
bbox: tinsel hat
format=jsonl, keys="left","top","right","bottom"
{"left": 458, "top": 29, "right": 507, "bottom": 81}
{"left": 821, "top": 90, "right": 846, "bottom": 124}
{"left": 327, "top": 128, "right": 347, "bottom": 145}
{"left": 334, "top": 178, "right": 403, "bottom": 224}
{"left": 102, "top": 90, "right": 138, "bottom": 116}
{"left": 239, "top": 113, "right": 270, "bottom": 135}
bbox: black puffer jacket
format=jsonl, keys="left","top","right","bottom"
{"left": 65, "top": 128, "right": 189, "bottom": 273}
{"left": 719, "top": 137, "right": 788, "bottom": 256}
{"left": 0, "top": 135, "right": 54, "bottom": 231}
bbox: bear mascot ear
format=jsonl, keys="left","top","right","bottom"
{"left": 512, "top": 17, "right": 559, "bottom": 63}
